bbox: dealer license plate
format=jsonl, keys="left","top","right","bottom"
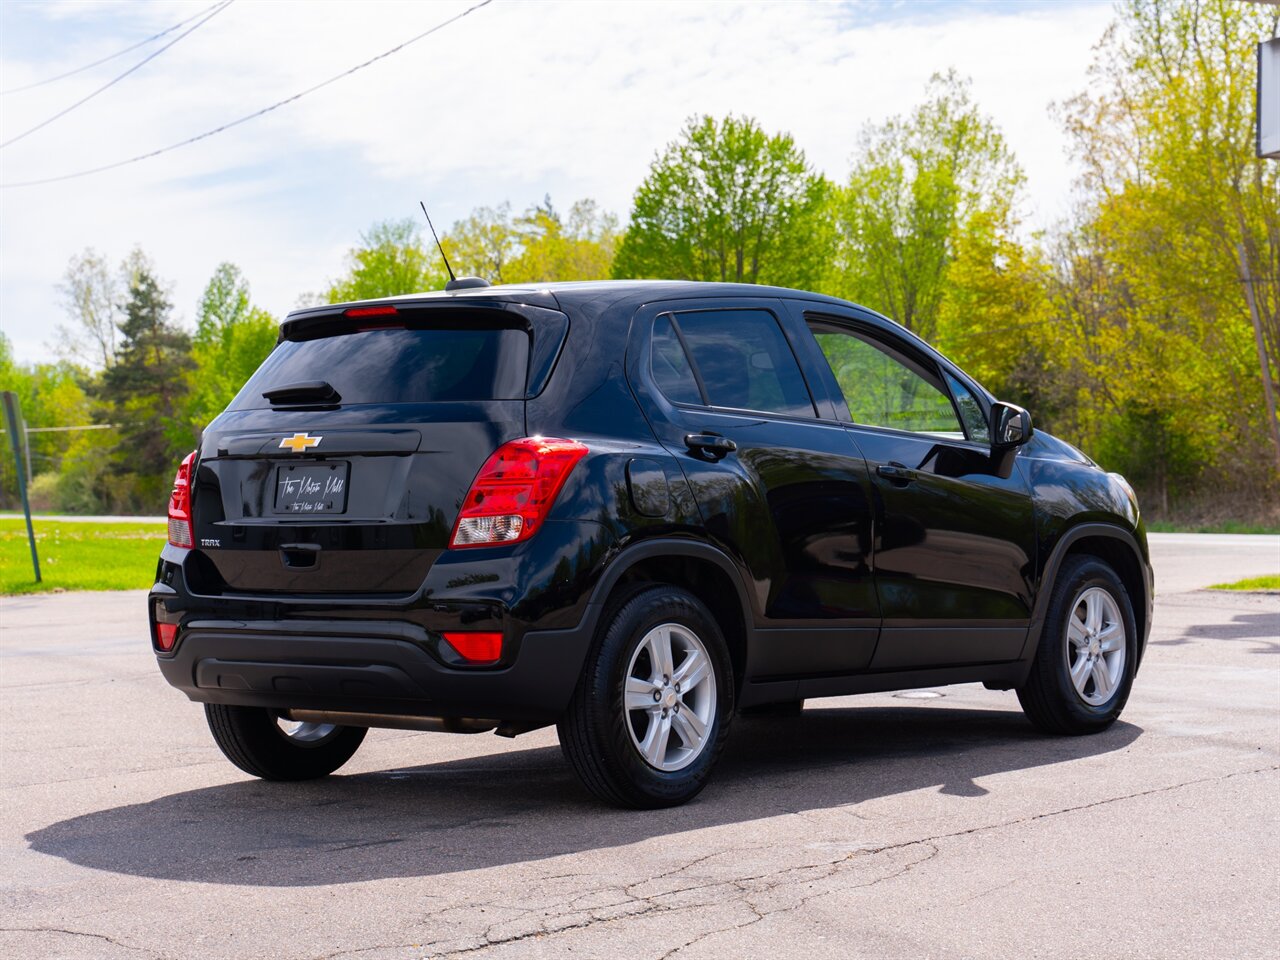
{"left": 273, "top": 462, "right": 349, "bottom": 514}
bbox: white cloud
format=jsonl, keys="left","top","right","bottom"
{"left": 0, "top": 0, "right": 1113, "bottom": 364}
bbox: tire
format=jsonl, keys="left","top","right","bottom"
{"left": 739, "top": 699, "right": 805, "bottom": 718}
{"left": 558, "top": 585, "right": 734, "bottom": 808}
{"left": 1017, "top": 554, "right": 1137, "bottom": 735}
{"left": 204, "top": 704, "right": 367, "bottom": 781}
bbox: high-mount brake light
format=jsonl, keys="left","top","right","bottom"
{"left": 450, "top": 438, "right": 588, "bottom": 549}
{"left": 167, "top": 451, "right": 196, "bottom": 548}
{"left": 344, "top": 305, "right": 399, "bottom": 318}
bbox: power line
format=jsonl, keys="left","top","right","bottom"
{"left": 0, "top": 1, "right": 235, "bottom": 151}
{"left": 0, "top": 0, "right": 496, "bottom": 189}
{"left": 0, "top": 1, "right": 227, "bottom": 96}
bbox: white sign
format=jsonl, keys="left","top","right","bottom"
{"left": 1260, "top": 38, "right": 1280, "bottom": 160}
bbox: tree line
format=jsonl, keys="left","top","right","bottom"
{"left": 1, "top": 0, "right": 1275, "bottom": 523}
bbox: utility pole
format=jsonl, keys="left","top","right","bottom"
{"left": 1, "top": 391, "right": 40, "bottom": 582}
{"left": 1255, "top": 34, "right": 1280, "bottom": 471}
{"left": 1237, "top": 244, "right": 1280, "bottom": 473}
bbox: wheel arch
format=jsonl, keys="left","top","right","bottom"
{"left": 1021, "top": 522, "right": 1152, "bottom": 678}
{"left": 584, "top": 539, "right": 754, "bottom": 695}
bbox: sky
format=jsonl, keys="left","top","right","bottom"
{"left": 0, "top": 0, "right": 1116, "bottom": 365}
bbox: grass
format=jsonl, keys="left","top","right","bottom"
{"left": 1146, "top": 520, "right": 1280, "bottom": 535}
{"left": 1208, "top": 574, "right": 1280, "bottom": 591}
{"left": 0, "top": 519, "right": 165, "bottom": 595}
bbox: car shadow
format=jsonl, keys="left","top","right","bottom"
{"left": 26, "top": 703, "right": 1141, "bottom": 886}
{"left": 1151, "top": 610, "right": 1280, "bottom": 653}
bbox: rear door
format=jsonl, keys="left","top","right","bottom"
{"left": 628, "top": 298, "right": 880, "bottom": 680}
{"left": 786, "top": 303, "right": 1036, "bottom": 669}
{"left": 189, "top": 302, "right": 562, "bottom": 595}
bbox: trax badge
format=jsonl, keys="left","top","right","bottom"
{"left": 279, "top": 433, "right": 321, "bottom": 453}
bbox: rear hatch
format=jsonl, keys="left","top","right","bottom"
{"left": 189, "top": 298, "right": 568, "bottom": 595}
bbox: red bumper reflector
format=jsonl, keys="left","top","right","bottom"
{"left": 155, "top": 623, "right": 178, "bottom": 652}
{"left": 442, "top": 631, "right": 502, "bottom": 664}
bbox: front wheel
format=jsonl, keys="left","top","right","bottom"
{"left": 205, "top": 704, "right": 367, "bottom": 780}
{"left": 1017, "top": 555, "right": 1137, "bottom": 734}
{"left": 558, "top": 585, "right": 734, "bottom": 808}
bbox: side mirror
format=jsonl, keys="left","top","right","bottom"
{"left": 991, "top": 401, "right": 1033, "bottom": 449}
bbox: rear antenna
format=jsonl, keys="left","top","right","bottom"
{"left": 419, "top": 200, "right": 491, "bottom": 291}
{"left": 419, "top": 200, "right": 456, "bottom": 284}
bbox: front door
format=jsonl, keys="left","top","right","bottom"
{"left": 790, "top": 307, "right": 1036, "bottom": 670}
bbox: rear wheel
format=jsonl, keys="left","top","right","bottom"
{"left": 558, "top": 585, "right": 734, "bottom": 808}
{"left": 1017, "top": 555, "right": 1137, "bottom": 734}
{"left": 204, "top": 704, "right": 367, "bottom": 780}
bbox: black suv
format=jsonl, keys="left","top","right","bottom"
{"left": 150, "top": 280, "right": 1152, "bottom": 808}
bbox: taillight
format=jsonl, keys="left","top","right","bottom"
{"left": 442, "top": 631, "right": 503, "bottom": 664}
{"left": 167, "top": 451, "right": 196, "bottom": 548}
{"left": 449, "top": 438, "right": 588, "bottom": 548}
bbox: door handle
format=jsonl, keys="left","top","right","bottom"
{"left": 876, "top": 462, "right": 917, "bottom": 484}
{"left": 684, "top": 434, "right": 738, "bottom": 460}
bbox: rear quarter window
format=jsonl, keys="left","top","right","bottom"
{"left": 231, "top": 327, "right": 530, "bottom": 408}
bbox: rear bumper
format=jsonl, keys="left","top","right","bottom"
{"left": 153, "top": 617, "right": 594, "bottom": 723}
{"left": 149, "top": 534, "right": 605, "bottom": 724}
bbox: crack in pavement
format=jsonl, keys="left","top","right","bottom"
{"left": 659, "top": 842, "right": 942, "bottom": 960}
{"left": 411, "top": 838, "right": 936, "bottom": 958}
{"left": 354, "top": 764, "right": 1276, "bottom": 960}
{"left": 858, "top": 763, "right": 1279, "bottom": 860}
{"left": 0, "top": 925, "right": 163, "bottom": 958}
{"left": 1, "top": 671, "right": 157, "bottom": 691}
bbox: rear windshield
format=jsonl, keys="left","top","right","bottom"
{"left": 230, "top": 327, "right": 530, "bottom": 408}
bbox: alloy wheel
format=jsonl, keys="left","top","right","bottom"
{"left": 623, "top": 622, "right": 717, "bottom": 771}
{"left": 1064, "top": 586, "right": 1126, "bottom": 706}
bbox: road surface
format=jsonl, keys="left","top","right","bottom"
{"left": 1, "top": 534, "right": 1276, "bottom": 959}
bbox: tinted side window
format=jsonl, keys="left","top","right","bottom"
{"left": 808, "top": 322, "right": 962, "bottom": 436}
{"left": 650, "top": 315, "right": 702, "bottom": 405}
{"left": 946, "top": 372, "right": 989, "bottom": 442}
{"left": 674, "top": 309, "right": 814, "bottom": 418}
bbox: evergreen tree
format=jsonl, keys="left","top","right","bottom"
{"left": 99, "top": 254, "right": 193, "bottom": 480}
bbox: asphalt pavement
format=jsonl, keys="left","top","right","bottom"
{"left": 1, "top": 533, "right": 1277, "bottom": 959}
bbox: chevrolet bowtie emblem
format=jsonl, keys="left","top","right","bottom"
{"left": 279, "top": 433, "right": 321, "bottom": 453}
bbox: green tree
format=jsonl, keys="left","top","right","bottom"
{"left": 324, "top": 219, "right": 447, "bottom": 303}
{"left": 935, "top": 207, "right": 1056, "bottom": 410}
{"left": 437, "top": 197, "right": 619, "bottom": 284}
{"left": 0, "top": 333, "right": 93, "bottom": 510}
{"left": 612, "top": 114, "right": 832, "bottom": 288}
{"left": 832, "top": 71, "right": 1025, "bottom": 344}
{"left": 98, "top": 252, "right": 193, "bottom": 493}
{"left": 505, "top": 197, "right": 619, "bottom": 283}
{"left": 183, "top": 263, "right": 279, "bottom": 432}
{"left": 444, "top": 203, "right": 520, "bottom": 283}
{"left": 1054, "top": 0, "right": 1280, "bottom": 508}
